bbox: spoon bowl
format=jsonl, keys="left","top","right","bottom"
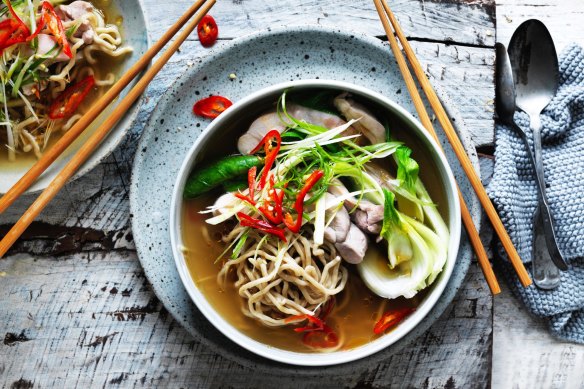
{"left": 509, "top": 20, "right": 559, "bottom": 116}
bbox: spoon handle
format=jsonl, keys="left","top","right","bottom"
{"left": 529, "top": 114, "right": 568, "bottom": 270}
{"left": 531, "top": 206, "right": 561, "bottom": 289}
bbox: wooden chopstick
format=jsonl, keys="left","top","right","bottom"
{"left": 376, "top": 1, "right": 532, "bottom": 287}
{"left": 0, "top": 0, "right": 216, "bottom": 258}
{"left": 373, "top": 0, "right": 508, "bottom": 293}
{"left": 0, "top": 0, "right": 213, "bottom": 214}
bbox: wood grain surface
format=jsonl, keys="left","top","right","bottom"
{"left": 1, "top": 0, "right": 582, "bottom": 388}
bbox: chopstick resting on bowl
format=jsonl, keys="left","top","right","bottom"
{"left": 0, "top": 0, "right": 215, "bottom": 214}
{"left": 373, "top": 0, "right": 532, "bottom": 291}
{"left": 0, "top": 0, "right": 216, "bottom": 258}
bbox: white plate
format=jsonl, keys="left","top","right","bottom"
{"left": 130, "top": 25, "right": 481, "bottom": 373}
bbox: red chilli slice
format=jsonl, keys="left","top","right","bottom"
{"left": 48, "top": 75, "right": 95, "bottom": 120}
{"left": 0, "top": 1, "right": 31, "bottom": 52}
{"left": 197, "top": 15, "right": 218, "bottom": 47}
{"left": 249, "top": 129, "right": 281, "bottom": 189}
{"left": 237, "top": 212, "right": 287, "bottom": 242}
{"left": 192, "top": 95, "right": 232, "bottom": 119}
{"left": 283, "top": 169, "right": 324, "bottom": 233}
{"left": 302, "top": 324, "right": 339, "bottom": 349}
{"left": 0, "top": 19, "right": 29, "bottom": 51}
{"left": 39, "top": 1, "right": 72, "bottom": 58}
{"left": 373, "top": 307, "right": 415, "bottom": 335}
{"left": 285, "top": 314, "right": 325, "bottom": 333}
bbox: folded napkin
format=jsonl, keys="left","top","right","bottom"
{"left": 488, "top": 43, "right": 584, "bottom": 343}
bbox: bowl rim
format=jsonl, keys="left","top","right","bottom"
{"left": 169, "top": 79, "right": 461, "bottom": 366}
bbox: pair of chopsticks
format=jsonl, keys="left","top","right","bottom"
{"left": 0, "top": 0, "right": 216, "bottom": 258}
{"left": 373, "top": 0, "right": 532, "bottom": 293}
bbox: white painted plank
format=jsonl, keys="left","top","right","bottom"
{"left": 492, "top": 283, "right": 584, "bottom": 389}
{"left": 497, "top": 0, "right": 584, "bottom": 53}
{"left": 142, "top": 0, "right": 496, "bottom": 46}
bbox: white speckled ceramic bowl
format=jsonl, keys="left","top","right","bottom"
{"left": 169, "top": 80, "right": 461, "bottom": 366}
{"left": 0, "top": 0, "right": 149, "bottom": 194}
{"left": 130, "top": 25, "right": 480, "bottom": 374}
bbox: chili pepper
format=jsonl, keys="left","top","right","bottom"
{"left": 302, "top": 324, "right": 339, "bottom": 349}
{"left": 0, "top": 18, "right": 29, "bottom": 51}
{"left": 284, "top": 169, "right": 324, "bottom": 233}
{"left": 197, "top": 14, "right": 218, "bottom": 47}
{"left": 248, "top": 166, "right": 257, "bottom": 200}
{"left": 234, "top": 166, "right": 257, "bottom": 205}
{"left": 285, "top": 314, "right": 325, "bottom": 333}
{"left": 258, "top": 176, "right": 285, "bottom": 224}
{"left": 250, "top": 130, "right": 281, "bottom": 189}
{"left": 5, "top": 0, "right": 29, "bottom": 34}
{"left": 237, "top": 212, "right": 287, "bottom": 242}
{"left": 0, "top": 0, "right": 32, "bottom": 51}
{"left": 192, "top": 95, "right": 232, "bottom": 119}
{"left": 373, "top": 307, "right": 414, "bottom": 335}
{"left": 48, "top": 75, "right": 95, "bottom": 119}
{"left": 38, "top": 2, "right": 72, "bottom": 58}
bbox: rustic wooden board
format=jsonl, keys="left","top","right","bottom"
{"left": 0, "top": 0, "right": 501, "bottom": 387}
{"left": 143, "top": 0, "right": 496, "bottom": 46}
{"left": 0, "top": 255, "right": 492, "bottom": 388}
{"left": 492, "top": 283, "right": 584, "bottom": 389}
{"left": 0, "top": 41, "right": 495, "bottom": 387}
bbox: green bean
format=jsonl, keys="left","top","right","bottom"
{"left": 183, "top": 155, "right": 263, "bottom": 198}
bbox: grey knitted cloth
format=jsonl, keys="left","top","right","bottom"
{"left": 488, "top": 43, "right": 584, "bottom": 342}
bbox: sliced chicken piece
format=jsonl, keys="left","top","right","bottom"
{"left": 335, "top": 224, "right": 368, "bottom": 264}
{"left": 212, "top": 192, "right": 238, "bottom": 217}
{"left": 237, "top": 103, "right": 359, "bottom": 154}
{"left": 289, "top": 103, "right": 347, "bottom": 130}
{"left": 56, "top": 1, "right": 96, "bottom": 45}
{"left": 352, "top": 203, "right": 384, "bottom": 234}
{"left": 334, "top": 93, "right": 386, "bottom": 145}
{"left": 323, "top": 193, "right": 351, "bottom": 244}
{"left": 237, "top": 111, "right": 287, "bottom": 154}
{"left": 327, "top": 178, "right": 357, "bottom": 208}
{"left": 328, "top": 179, "right": 384, "bottom": 235}
{"left": 56, "top": 1, "right": 94, "bottom": 21}
{"left": 36, "top": 34, "right": 72, "bottom": 62}
{"left": 75, "top": 21, "right": 95, "bottom": 44}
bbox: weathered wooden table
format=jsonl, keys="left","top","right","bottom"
{"left": 2, "top": 1, "right": 583, "bottom": 387}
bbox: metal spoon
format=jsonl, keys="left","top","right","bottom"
{"left": 495, "top": 42, "right": 562, "bottom": 289}
{"left": 507, "top": 20, "right": 567, "bottom": 272}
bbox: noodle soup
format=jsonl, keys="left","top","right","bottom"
{"left": 176, "top": 83, "right": 458, "bottom": 359}
{"left": 0, "top": 0, "right": 133, "bottom": 164}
